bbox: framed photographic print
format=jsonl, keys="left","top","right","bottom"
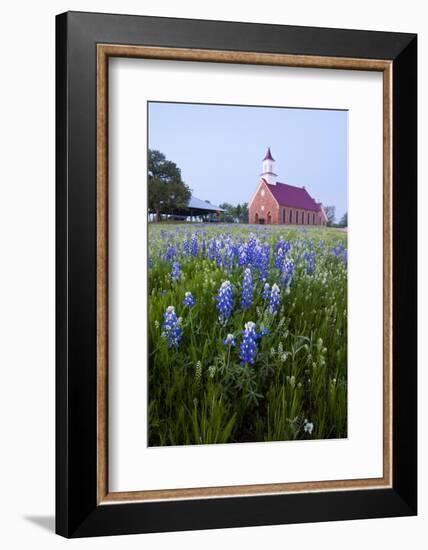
{"left": 56, "top": 11, "right": 417, "bottom": 538}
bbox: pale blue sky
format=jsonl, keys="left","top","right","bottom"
{"left": 148, "top": 102, "right": 348, "bottom": 221}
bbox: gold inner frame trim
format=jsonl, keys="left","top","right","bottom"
{"left": 96, "top": 44, "right": 393, "bottom": 505}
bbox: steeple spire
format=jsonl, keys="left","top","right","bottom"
{"left": 263, "top": 147, "right": 275, "bottom": 162}
{"left": 261, "top": 147, "right": 277, "bottom": 185}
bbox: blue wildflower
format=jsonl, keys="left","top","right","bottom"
{"left": 276, "top": 238, "right": 285, "bottom": 253}
{"left": 215, "top": 240, "right": 222, "bottom": 267}
{"left": 165, "top": 244, "right": 176, "bottom": 262}
{"left": 332, "top": 244, "right": 345, "bottom": 258}
{"left": 256, "top": 326, "right": 269, "bottom": 339}
{"left": 183, "top": 238, "right": 189, "bottom": 256}
{"left": 239, "top": 321, "right": 258, "bottom": 365}
{"left": 208, "top": 238, "right": 223, "bottom": 266}
{"left": 332, "top": 245, "right": 340, "bottom": 257}
{"left": 171, "top": 261, "right": 181, "bottom": 282}
{"left": 262, "top": 244, "right": 270, "bottom": 280}
{"left": 238, "top": 244, "right": 248, "bottom": 267}
{"left": 190, "top": 234, "right": 198, "bottom": 257}
{"left": 275, "top": 247, "right": 284, "bottom": 269}
{"left": 246, "top": 234, "right": 257, "bottom": 263}
{"left": 269, "top": 283, "right": 281, "bottom": 314}
{"left": 216, "top": 280, "right": 233, "bottom": 324}
{"left": 223, "top": 333, "right": 236, "bottom": 347}
{"left": 161, "top": 306, "right": 182, "bottom": 348}
{"left": 305, "top": 251, "right": 315, "bottom": 275}
{"left": 240, "top": 268, "right": 253, "bottom": 309}
{"left": 253, "top": 243, "right": 270, "bottom": 282}
{"left": 223, "top": 243, "right": 235, "bottom": 272}
{"left": 208, "top": 239, "right": 216, "bottom": 261}
{"left": 183, "top": 291, "right": 195, "bottom": 308}
{"left": 281, "top": 259, "right": 294, "bottom": 287}
{"left": 262, "top": 282, "right": 270, "bottom": 300}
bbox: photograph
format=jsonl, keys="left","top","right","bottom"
{"left": 147, "top": 101, "right": 348, "bottom": 446}
{"left": 0, "top": 1, "right": 420, "bottom": 544}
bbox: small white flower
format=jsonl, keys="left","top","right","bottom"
{"left": 304, "top": 421, "right": 314, "bottom": 435}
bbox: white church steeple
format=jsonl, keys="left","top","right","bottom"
{"left": 261, "top": 147, "right": 277, "bottom": 185}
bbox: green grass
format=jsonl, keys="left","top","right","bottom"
{"left": 148, "top": 223, "right": 347, "bottom": 446}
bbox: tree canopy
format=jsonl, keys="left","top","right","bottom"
{"left": 219, "top": 202, "right": 249, "bottom": 223}
{"left": 338, "top": 212, "right": 348, "bottom": 227}
{"left": 148, "top": 149, "right": 191, "bottom": 221}
{"left": 324, "top": 205, "right": 336, "bottom": 227}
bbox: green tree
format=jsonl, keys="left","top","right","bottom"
{"left": 324, "top": 205, "right": 336, "bottom": 227}
{"left": 235, "top": 203, "right": 242, "bottom": 221}
{"left": 218, "top": 202, "right": 249, "bottom": 224}
{"left": 239, "top": 203, "right": 249, "bottom": 224}
{"left": 148, "top": 149, "right": 191, "bottom": 222}
{"left": 339, "top": 212, "right": 348, "bottom": 227}
{"left": 219, "top": 202, "right": 235, "bottom": 223}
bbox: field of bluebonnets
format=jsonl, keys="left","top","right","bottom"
{"left": 148, "top": 223, "right": 347, "bottom": 446}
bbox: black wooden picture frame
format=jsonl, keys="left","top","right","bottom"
{"left": 56, "top": 11, "right": 417, "bottom": 538}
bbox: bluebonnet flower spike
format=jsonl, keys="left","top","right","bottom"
{"left": 223, "top": 333, "right": 236, "bottom": 347}
{"left": 239, "top": 321, "right": 258, "bottom": 365}
{"left": 269, "top": 283, "right": 281, "bottom": 314}
{"left": 161, "top": 306, "right": 182, "bottom": 348}
{"left": 171, "top": 262, "right": 181, "bottom": 282}
{"left": 240, "top": 268, "right": 253, "bottom": 309}
{"left": 216, "top": 280, "right": 233, "bottom": 324}
{"left": 183, "top": 291, "right": 195, "bottom": 308}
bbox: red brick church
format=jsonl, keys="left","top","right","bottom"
{"left": 249, "top": 148, "right": 328, "bottom": 226}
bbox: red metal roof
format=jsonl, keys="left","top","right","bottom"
{"left": 263, "top": 147, "right": 275, "bottom": 161}
{"left": 264, "top": 180, "right": 321, "bottom": 211}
